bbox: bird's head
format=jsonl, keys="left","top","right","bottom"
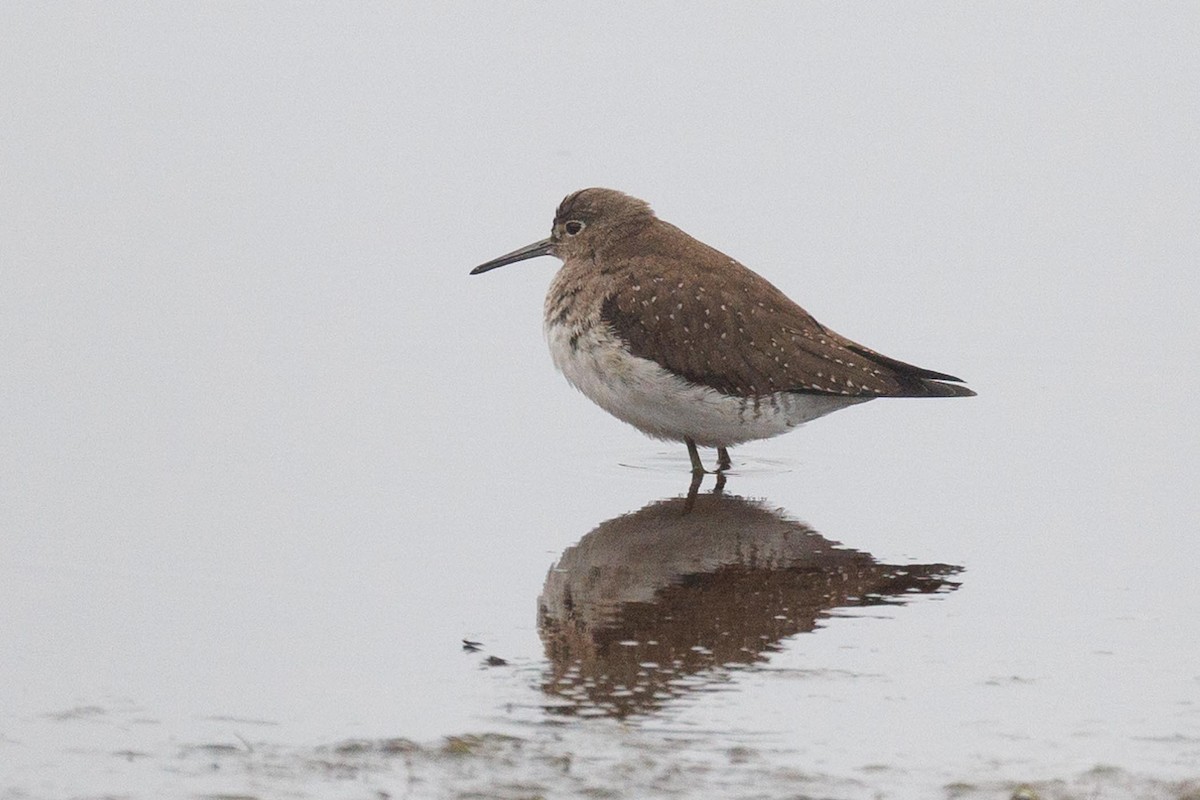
{"left": 470, "top": 188, "right": 655, "bottom": 274}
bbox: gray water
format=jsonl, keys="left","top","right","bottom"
{"left": 3, "top": 6, "right": 1199, "bottom": 799}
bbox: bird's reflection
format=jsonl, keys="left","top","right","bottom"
{"left": 538, "top": 486, "right": 962, "bottom": 718}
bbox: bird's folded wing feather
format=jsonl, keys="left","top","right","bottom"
{"left": 600, "top": 255, "right": 973, "bottom": 399}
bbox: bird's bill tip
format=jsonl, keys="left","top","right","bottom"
{"left": 469, "top": 238, "right": 555, "bottom": 275}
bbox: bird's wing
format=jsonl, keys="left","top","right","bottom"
{"left": 600, "top": 256, "right": 974, "bottom": 399}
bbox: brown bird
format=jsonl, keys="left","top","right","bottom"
{"left": 470, "top": 188, "right": 974, "bottom": 474}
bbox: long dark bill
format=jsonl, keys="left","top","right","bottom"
{"left": 469, "top": 238, "right": 555, "bottom": 275}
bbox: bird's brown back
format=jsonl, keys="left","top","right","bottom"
{"left": 596, "top": 218, "right": 974, "bottom": 399}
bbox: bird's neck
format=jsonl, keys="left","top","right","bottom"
{"left": 544, "top": 257, "right": 625, "bottom": 334}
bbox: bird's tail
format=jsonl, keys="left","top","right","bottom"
{"left": 912, "top": 379, "right": 976, "bottom": 398}
{"left": 844, "top": 342, "right": 976, "bottom": 397}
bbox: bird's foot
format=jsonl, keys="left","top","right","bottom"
{"left": 684, "top": 459, "right": 727, "bottom": 511}
{"left": 687, "top": 439, "right": 732, "bottom": 475}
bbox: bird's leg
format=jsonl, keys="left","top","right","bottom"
{"left": 717, "top": 446, "right": 732, "bottom": 472}
{"left": 685, "top": 438, "right": 705, "bottom": 475}
{"left": 712, "top": 471, "right": 727, "bottom": 495}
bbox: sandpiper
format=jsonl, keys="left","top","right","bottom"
{"left": 470, "top": 188, "right": 974, "bottom": 474}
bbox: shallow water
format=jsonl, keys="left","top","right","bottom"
{"left": 5, "top": 435, "right": 1198, "bottom": 797}
{"left": 4, "top": 5, "right": 1199, "bottom": 799}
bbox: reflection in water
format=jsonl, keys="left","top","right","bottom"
{"left": 538, "top": 488, "right": 962, "bottom": 718}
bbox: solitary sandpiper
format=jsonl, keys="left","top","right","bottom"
{"left": 470, "top": 188, "right": 974, "bottom": 474}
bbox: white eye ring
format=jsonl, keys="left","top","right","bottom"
{"left": 564, "top": 220, "right": 585, "bottom": 235}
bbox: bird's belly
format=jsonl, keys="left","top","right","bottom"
{"left": 545, "top": 322, "right": 866, "bottom": 447}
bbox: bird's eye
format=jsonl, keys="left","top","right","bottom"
{"left": 564, "top": 221, "right": 584, "bottom": 235}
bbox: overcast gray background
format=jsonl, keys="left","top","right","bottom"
{"left": 3, "top": 4, "right": 1198, "bottom": 798}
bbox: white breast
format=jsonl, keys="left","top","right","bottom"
{"left": 545, "top": 320, "right": 866, "bottom": 448}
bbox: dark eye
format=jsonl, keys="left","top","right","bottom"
{"left": 564, "top": 221, "right": 584, "bottom": 235}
